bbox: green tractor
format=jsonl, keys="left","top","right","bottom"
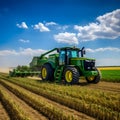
{"left": 30, "top": 46, "right": 101, "bottom": 84}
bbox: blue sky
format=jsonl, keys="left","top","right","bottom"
{"left": 0, "top": 0, "right": 120, "bottom": 68}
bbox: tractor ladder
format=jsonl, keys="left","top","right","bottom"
{"left": 54, "top": 66, "right": 64, "bottom": 82}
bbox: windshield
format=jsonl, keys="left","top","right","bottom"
{"left": 67, "top": 50, "right": 79, "bottom": 58}
{"left": 71, "top": 51, "right": 78, "bottom": 57}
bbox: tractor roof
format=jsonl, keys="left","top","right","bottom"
{"left": 59, "top": 46, "right": 80, "bottom": 51}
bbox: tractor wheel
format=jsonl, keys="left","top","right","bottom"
{"left": 41, "top": 64, "right": 54, "bottom": 81}
{"left": 63, "top": 67, "right": 80, "bottom": 85}
{"left": 85, "top": 68, "right": 101, "bottom": 84}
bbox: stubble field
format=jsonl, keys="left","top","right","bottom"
{"left": 0, "top": 67, "right": 120, "bottom": 120}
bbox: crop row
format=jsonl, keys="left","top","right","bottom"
{"left": 0, "top": 85, "right": 30, "bottom": 120}
{"left": 1, "top": 77, "right": 120, "bottom": 120}
{"left": 9, "top": 76, "right": 119, "bottom": 99}
{"left": 0, "top": 79, "right": 78, "bottom": 120}
{"left": 7, "top": 76, "right": 120, "bottom": 112}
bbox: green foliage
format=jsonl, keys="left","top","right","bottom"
{"left": 101, "top": 70, "right": 120, "bottom": 82}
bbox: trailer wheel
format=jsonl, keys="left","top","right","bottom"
{"left": 85, "top": 68, "right": 101, "bottom": 84}
{"left": 63, "top": 67, "right": 80, "bottom": 85}
{"left": 41, "top": 64, "right": 54, "bottom": 81}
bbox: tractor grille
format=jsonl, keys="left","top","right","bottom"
{"left": 84, "top": 60, "right": 95, "bottom": 70}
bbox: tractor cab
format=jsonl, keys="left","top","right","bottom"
{"left": 58, "top": 47, "right": 85, "bottom": 65}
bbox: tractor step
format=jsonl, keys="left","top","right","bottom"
{"left": 54, "top": 66, "right": 63, "bottom": 82}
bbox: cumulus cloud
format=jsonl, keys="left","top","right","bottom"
{"left": 74, "top": 9, "right": 120, "bottom": 41}
{"left": 45, "top": 22, "right": 57, "bottom": 26}
{"left": 0, "top": 48, "right": 47, "bottom": 67}
{"left": 86, "top": 47, "right": 120, "bottom": 53}
{"left": 0, "top": 50, "right": 17, "bottom": 56}
{"left": 0, "top": 48, "right": 47, "bottom": 56}
{"left": 19, "top": 39, "right": 30, "bottom": 43}
{"left": 33, "top": 22, "right": 50, "bottom": 32}
{"left": 16, "top": 22, "right": 28, "bottom": 29}
{"left": 54, "top": 32, "right": 78, "bottom": 45}
{"left": 19, "top": 48, "right": 47, "bottom": 56}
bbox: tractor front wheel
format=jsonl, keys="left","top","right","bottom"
{"left": 41, "top": 64, "right": 54, "bottom": 81}
{"left": 85, "top": 68, "right": 101, "bottom": 84}
{"left": 63, "top": 67, "right": 80, "bottom": 85}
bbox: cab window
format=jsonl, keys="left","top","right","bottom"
{"left": 59, "top": 50, "right": 65, "bottom": 65}
{"left": 71, "top": 51, "right": 78, "bottom": 57}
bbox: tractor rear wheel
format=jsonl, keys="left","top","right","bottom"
{"left": 41, "top": 64, "right": 54, "bottom": 81}
{"left": 63, "top": 67, "right": 80, "bottom": 85}
{"left": 85, "top": 68, "right": 101, "bottom": 84}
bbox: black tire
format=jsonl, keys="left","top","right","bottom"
{"left": 41, "top": 64, "right": 54, "bottom": 81}
{"left": 63, "top": 66, "right": 80, "bottom": 85}
{"left": 85, "top": 68, "right": 101, "bottom": 84}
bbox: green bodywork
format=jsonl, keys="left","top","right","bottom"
{"left": 29, "top": 47, "right": 99, "bottom": 82}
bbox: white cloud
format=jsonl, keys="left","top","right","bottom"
{"left": 19, "top": 39, "right": 30, "bottom": 43}
{"left": 45, "top": 22, "right": 57, "bottom": 26}
{"left": 86, "top": 47, "right": 120, "bottom": 53}
{"left": 16, "top": 22, "right": 28, "bottom": 29}
{"left": 54, "top": 32, "right": 78, "bottom": 45}
{"left": 74, "top": 9, "right": 120, "bottom": 41}
{"left": 0, "top": 48, "right": 47, "bottom": 67}
{"left": 57, "top": 25, "right": 69, "bottom": 31}
{"left": 0, "top": 50, "right": 17, "bottom": 56}
{"left": 0, "top": 48, "right": 47, "bottom": 56}
{"left": 19, "top": 48, "right": 47, "bottom": 56}
{"left": 33, "top": 22, "right": 50, "bottom": 32}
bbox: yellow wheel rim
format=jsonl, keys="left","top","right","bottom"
{"left": 65, "top": 70, "right": 73, "bottom": 82}
{"left": 42, "top": 68, "right": 47, "bottom": 79}
{"left": 87, "top": 76, "right": 95, "bottom": 81}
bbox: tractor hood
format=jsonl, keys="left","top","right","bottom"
{"left": 70, "top": 57, "right": 96, "bottom": 71}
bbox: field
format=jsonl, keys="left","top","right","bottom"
{"left": 98, "top": 66, "right": 120, "bottom": 82}
{"left": 0, "top": 68, "right": 120, "bottom": 120}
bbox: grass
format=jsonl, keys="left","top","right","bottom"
{"left": 100, "top": 69, "right": 120, "bottom": 82}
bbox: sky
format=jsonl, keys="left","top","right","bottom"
{"left": 0, "top": 0, "right": 120, "bottom": 68}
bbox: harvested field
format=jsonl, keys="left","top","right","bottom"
{"left": 0, "top": 102, "right": 10, "bottom": 120}
{"left": 0, "top": 73, "right": 120, "bottom": 120}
